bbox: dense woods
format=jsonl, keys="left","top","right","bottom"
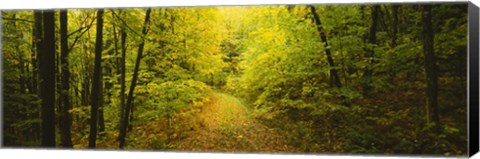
{"left": 2, "top": 4, "right": 468, "bottom": 156}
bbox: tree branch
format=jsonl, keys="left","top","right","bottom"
{"left": 111, "top": 10, "right": 154, "bottom": 42}
{"left": 2, "top": 17, "right": 34, "bottom": 23}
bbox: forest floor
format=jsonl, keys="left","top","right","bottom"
{"left": 169, "top": 92, "right": 296, "bottom": 153}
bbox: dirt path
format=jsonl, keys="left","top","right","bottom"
{"left": 170, "top": 92, "right": 295, "bottom": 153}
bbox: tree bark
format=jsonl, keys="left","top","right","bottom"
{"left": 309, "top": 5, "right": 342, "bottom": 88}
{"left": 392, "top": 5, "right": 399, "bottom": 48}
{"left": 116, "top": 11, "right": 128, "bottom": 133}
{"left": 60, "top": 9, "right": 73, "bottom": 148}
{"left": 88, "top": 9, "right": 104, "bottom": 148}
{"left": 40, "top": 10, "right": 56, "bottom": 147}
{"left": 32, "top": 11, "right": 43, "bottom": 142}
{"left": 363, "top": 5, "right": 379, "bottom": 93}
{"left": 422, "top": 5, "right": 440, "bottom": 131}
{"left": 98, "top": 68, "right": 105, "bottom": 133}
{"left": 119, "top": 8, "right": 151, "bottom": 149}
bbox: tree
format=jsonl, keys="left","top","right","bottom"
{"left": 422, "top": 5, "right": 440, "bottom": 131}
{"left": 118, "top": 8, "right": 151, "bottom": 149}
{"left": 89, "top": 9, "right": 104, "bottom": 148}
{"left": 40, "top": 10, "right": 56, "bottom": 147}
{"left": 111, "top": 9, "right": 129, "bottom": 135}
{"left": 32, "top": 10, "right": 43, "bottom": 141}
{"left": 309, "top": 5, "right": 342, "bottom": 88}
{"left": 391, "top": 5, "right": 399, "bottom": 48}
{"left": 363, "top": 5, "right": 379, "bottom": 93}
{"left": 0, "top": 5, "right": 468, "bottom": 155}
{"left": 119, "top": 16, "right": 128, "bottom": 131}
{"left": 59, "top": 9, "right": 73, "bottom": 148}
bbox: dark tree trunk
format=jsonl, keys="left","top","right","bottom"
{"left": 128, "top": 102, "right": 134, "bottom": 131}
{"left": 309, "top": 5, "right": 342, "bottom": 88}
{"left": 40, "top": 10, "right": 56, "bottom": 147}
{"left": 118, "top": 14, "right": 128, "bottom": 132}
{"left": 119, "top": 8, "right": 151, "bottom": 149}
{"left": 392, "top": 5, "right": 399, "bottom": 48}
{"left": 422, "top": 5, "right": 440, "bottom": 131}
{"left": 33, "top": 11, "right": 43, "bottom": 142}
{"left": 98, "top": 68, "right": 105, "bottom": 133}
{"left": 59, "top": 9, "right": 73, "bottom": 148}
{"left": 88, "top": 9, "right": 104, "bottom": 148}
{"left": 388, "top": 5, "right": 399, "bottom": 83}
{"left": 82, "top": 75, "right": 91, "bottom": 106}
{"left": 363, "top": 5, "right": 379, "bottom": 94}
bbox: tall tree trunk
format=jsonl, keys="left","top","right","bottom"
{"left": 60, "top": 9, "right": 73, "bottom": 148}
{"left": 118, "top": 13, "right": 128, "bottom": 132}
{"left": 89, "top": 9, "right": 104, "bottom": 148}
{"left": 422, "top": 5, "right": 440, "bottom": 131}
{"left": 111, "top": 12, "right": 127, "bottom": 130}
{"left": 392, "top": 5, "right": 399, "bottom": 48}
{"left": 98, "top": 68, "right": 105, "bottom": 133}
{"left": 82, "top": 74, "right": 91, "bottom": 106}
{"left": 119, "top": 8, "right": 151, "bottom": 149}
{"left": 33, "top": 11, "right": 43, "bottom": 142}
{"left": 309, "top": 5, "right": 342, "bottom": 88}
{"left": 40, "top": 10, "right": 56, "bottom": 147}
{"left": 363, "top": 5, "right": 379, "bottom": 93}
{"left": 389, "top": 5, "right": 399, "bottom": 83}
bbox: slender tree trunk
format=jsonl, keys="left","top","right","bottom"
{"left": 118, "top": 16, "right": 128, "bottom": 132}
{"left": 363, "top": 5, "right": 379, "bottom": 93}
{"left": 111, "top": 12, "right": 127, "bottom": 130}
{"left": 98, "top": 68, "right": 105, "bottom": 133}
{"left": 128, "top": 102, "right": 134, "bottom": 131}
{"left": 309, "top": 5, "right": 342, "bottom": 88}
{"left": 392, "top": 5, "right": 399, "bottom": 48}
{"left": 422, "top": 5, "right": 440, "bottom": 131}
{"left": 89, "top": 9, "right": 104, "bottom": 148}
{"left": 389, "top": 5, "right": 399, "bottom": 83}
{"left": 119, "top": 8, "right": 151, "bottom": 149}
{"left": 33, "top": 11, "right": 43, "bottom": 142}
{"left": 40, "top": 10, "right": 56, "bottom": 147}
{"left": 60, "top": 9, "right": 73, "bottom": 148}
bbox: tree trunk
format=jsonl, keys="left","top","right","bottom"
{"left": 363, "top": 5, "right": 379, "bottom": 94}
{"left": 111, "top": 12, "right": 125, "bottom": 130}
{"left": 88, "top": 9, "right": 104, "bottom": 148}
{"left": 392, "top": 5, "right": 399, "bottom": 48}
{"left": 422, "top": 5, "right": 440, "bottom": 131}
{"left": 40, "top": 10, "right": 56, "bottom": 147}
{"left": 309, "top": 5, "right": 342, "bottom": 88}
{"left": 98, "top": 68, "right": 105, "bottom": 133}
{"left": 119, "top": 8, "right": 151, "bottom": 149}
{"left": 60, "top": 9, "right": 73, "bottom": 148}
{"left": 389, "top": 5, "right": 399, "bottom": 83}
{"left": 118, "top": 13, "right": 128, "bottom": 132}
{"left": 33, "top": 11, "right": 43, "bottom": 142}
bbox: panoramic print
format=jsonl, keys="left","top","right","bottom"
{"left": 1, "top": 3, "right": 468, "bottom": 156}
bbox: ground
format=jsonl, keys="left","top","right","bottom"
{"left": 170, "top": 92, "right": 296, "bottom": 153}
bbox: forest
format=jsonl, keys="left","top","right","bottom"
{"left": 1, "top": 3, "right": 468, "bottom": 156}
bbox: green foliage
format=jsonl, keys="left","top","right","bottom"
{"left": 222, "top": 4, "right": 467, "bottom": 155}
{"left": 1, "top": 4, "right": 468, "bottom": 155}
{"left": 135, "top": 79, "right": 210, "bottom": 123}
